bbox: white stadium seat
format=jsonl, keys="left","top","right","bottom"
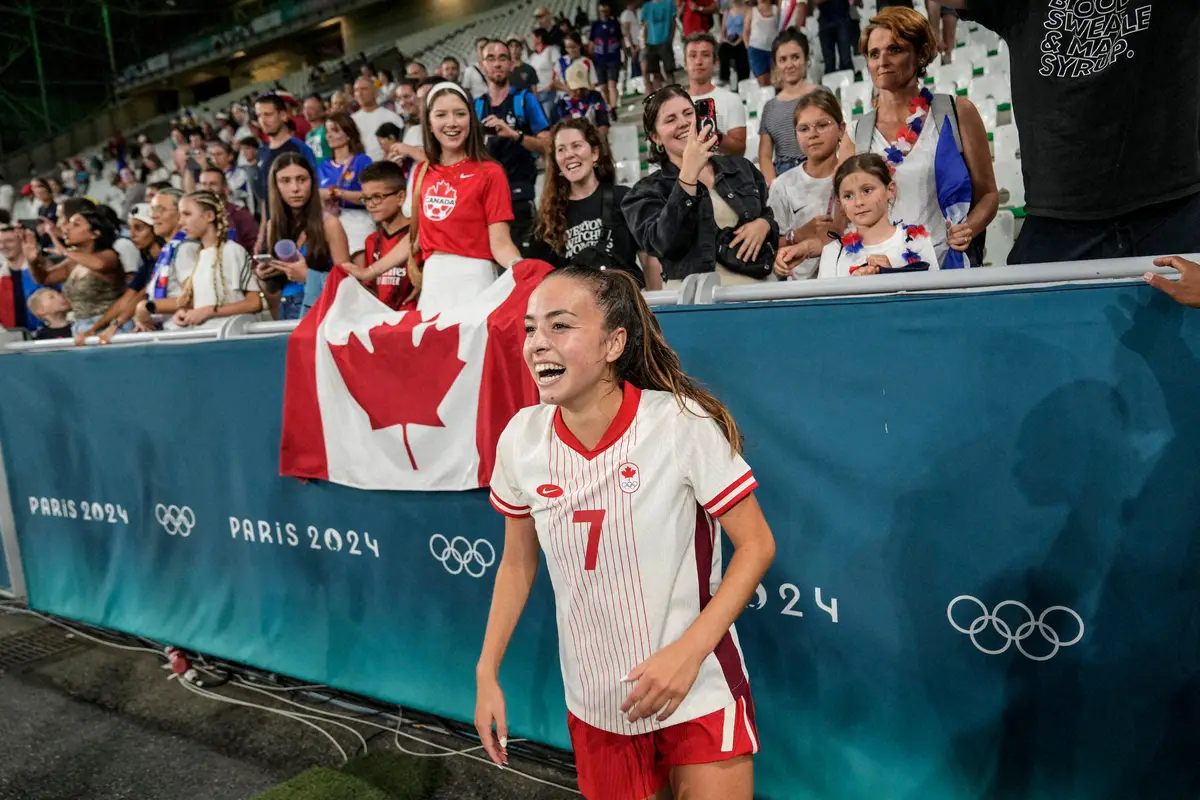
{"left": 993, "top": 160, "right": 1025, "bottom": 209}
{"left": 993, "top": 125, "right": 1021, "bottom": 161}
{"left": 608, "top": 124, "right": 640, "bottom": 164}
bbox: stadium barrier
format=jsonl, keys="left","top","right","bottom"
{"left": 2, "top": 258, "right": 1199, "bottom": 799}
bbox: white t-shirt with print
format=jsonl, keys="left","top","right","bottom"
{"left": 352, "top": 106, "right": 405, "bottom": 161}
{"left": 768, "top": 166, "right": 835, "bottom": 280}
{"left": 188, "top": 241, "right": 261, "bottom": 318}
{"left": 620, "top": 9, "right": 646, "bottom": 48}
{"left": 817, "top": 222, "right": 940, "bottom": 279}
{"left": 692, "top": 86, "right": 747, "bottom": 139}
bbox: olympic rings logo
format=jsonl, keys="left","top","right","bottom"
{"left": 947, "top": 595, "right": 1084, "bottom": 662}
{"left": 429, "top": 534, "right": 496, "bottom": 578}
{"left": 154, "top": 504, "right": 196, "bottom": 537}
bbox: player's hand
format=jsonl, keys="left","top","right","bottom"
{"left": 1148, "top": 257, "right": 1200, "bottom": 308}
{"left": 474, "top": 675, "right": 509, "bottom": 767}
{"left": 620, "top": 639, "right": 706, "bottom": 723}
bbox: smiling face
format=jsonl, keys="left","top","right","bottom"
{"left": 395, "top": 83, "right": 418, "bottom": 117}
{"left": 524, "top": 276, "right": 626, "bottom": 407}
{"left": 650, "top": 95, "right": 696, "bottom": 163}
{"left": 429, "top": 93, "right": 470, "bottom": 154}
{"left": 774, "top": 40, "right": 808, "bottom": 86}
{"left": 325, "top": 119, "right": 348, "bottom": 151}
{"left": 275, "top": 163, "right": 313, "bottom": 210}
{"left": 838, "top": 169, "right": 896, "bottom": 229}
{"left": 555, "top": 127, "right": 599, "bottom": 185}
{"left": 440, "top": 59, "right": 460, "bottom": 82}
{"left": 866, "top": 27, "right": 918, "bottom": 91}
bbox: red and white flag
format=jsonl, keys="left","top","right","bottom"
{"left": 280, "top": 260, "right": 554, "bottom": 491}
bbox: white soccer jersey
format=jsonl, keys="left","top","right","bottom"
{"left": 490, "top": 384, "right": 759, "bottom": 736}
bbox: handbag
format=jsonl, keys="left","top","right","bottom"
{"left": 715, "top": 224, "right": 776, "bottom": 280}
{"left": 406, "top": 160, "right": 431, "bottom": 296}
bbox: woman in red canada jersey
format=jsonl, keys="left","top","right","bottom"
{"left": 476, "top": 267, "right": 776, "bottom": 800}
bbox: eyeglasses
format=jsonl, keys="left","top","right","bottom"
{"left": 796, "top": 119, "right": 839, "bottom": 136}
{"left": 361, "top": 190, "right": 400, "bottom": 206}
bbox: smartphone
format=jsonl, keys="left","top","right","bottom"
{"left": 252, "top": 254, "right": 275, "bottom": 264}
{"left": 694, "top": 98, "right": 718, "bottom": 137}
{"left": 18, "top": 219, "right": 38, "bottom": 232}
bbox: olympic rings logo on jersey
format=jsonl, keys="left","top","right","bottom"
{"left": 618, "top": 462, "right": 641, "bottom": 493}
{"left": 429, "top": 534, "right": 496, "bottom": 578}
{"left": 947, "top": 595, "right": 1084, "bottom": 661}
{"left": 155, "top": 504, "right": 196, "bottom": 537}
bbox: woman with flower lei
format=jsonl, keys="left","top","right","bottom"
{"left": 817, "top": 154, "right": 939, "bottom": 279}
{"left": 843, "top": 7, "right": 997, "bottom": 266}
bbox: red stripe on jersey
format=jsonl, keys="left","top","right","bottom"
{"left": 708, "top": 476, "right": 758, "bottom": 518}
{"left": 554, "top": 382, "right": 642, "bottom": 461}
{"left": 489, "top": 491, "right": 531, "bottom": 517}
{"left": 693, "top": 504, "right": 751, "bottom": 702}
{"left": 703, "top": 470, "right": 755, "bottom": 515}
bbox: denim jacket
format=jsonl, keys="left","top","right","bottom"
{"left": 620, "top": 155, "right": 778, "bottom": 281}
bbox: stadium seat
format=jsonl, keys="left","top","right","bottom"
{"left": 822, "top": 69, "right": 856, "bottom": 93}
{"left": 970, "top": 75, "right": 1011, "bottom": 106}
{"left": 993, "top": 159, "right": 1025, "bottom": 208}
{"left": 615, "top": 160, "right": 641, "bottom": 187}
{"left": 983, "top": 209, "right": 1016, "bottom": 267}
{"left": 976, "top": 98, "right": 999, "bottom": 131}
{"left": 840, "top": 82, "right": 873, "bottom": 116}
{"left": 609, "top": 124, "right": 640, "bottom": 164}
{"left": 993, "top": 125, "right": 1020, "bottom": 161}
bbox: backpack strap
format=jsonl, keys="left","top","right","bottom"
{"left": 854, "top": 109, "right": 877, "bottom": 154}
{"left": 930, "top": 93, "right": 964, "bottom": 154}
{"left": 512, "top": 89, "right": 527, "bottom": 130}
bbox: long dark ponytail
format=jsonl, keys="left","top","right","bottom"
{"left": 551, "top": 266, "right": 743, "bottom": 454}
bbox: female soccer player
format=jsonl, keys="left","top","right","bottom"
{"left": 476, "top": 267, "right": 776, "bottom": 800}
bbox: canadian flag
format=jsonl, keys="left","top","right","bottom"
{"left": 280, "top": 260, "right": 554, "bottom": 491}
{"left": 0, "top": 261, "right": 14, "bottom": 329}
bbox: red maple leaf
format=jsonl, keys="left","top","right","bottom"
{"left": 621, "top": 465, "right": 636, "bottom": 479}
{"left": 327, "top": 313, "right": 466, "bottom": 470}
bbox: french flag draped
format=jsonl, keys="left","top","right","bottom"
{"left": 935, "top": 116, "right": 974, "bottom": 270}
{"left": 280, "top": 260, "right": 554, "bottom": 491}
{"left": 0, "top": 261, "right": 15, "bottom": 329}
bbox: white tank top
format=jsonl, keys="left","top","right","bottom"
{"left": 748, "top": 6, "right": 777, "bottom": 51}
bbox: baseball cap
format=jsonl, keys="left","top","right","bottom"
{"left": 129, "top": 203, "right": 154, "bottom": 226}
{"left": 566, "top": 61, "right": 591, "bottom": 91}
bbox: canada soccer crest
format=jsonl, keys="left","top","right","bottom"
{"left": 423, "top": 180, "right": 457, "bottom": 222}
{"left": 618, "top": 462, "right": 640, "bottom": 494}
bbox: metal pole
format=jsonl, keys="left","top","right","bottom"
{"left": 100, "top": 2, "right": 118, "bottom": 75}
{"left": 0, "top": 435, "right": 28, "bottom": 601}
{"left": 27, "top": 5, "right": 51, "bottom": 136}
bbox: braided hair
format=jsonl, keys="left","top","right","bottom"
{"left": 179, "top": 190, "right": 231, "bottom": 310}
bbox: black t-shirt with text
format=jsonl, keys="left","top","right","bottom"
{"left": 962, "top": 0, "right": 1200, "bottom": 220}
{"left": 563, "top": 184, "right": 643, "bottom": 286}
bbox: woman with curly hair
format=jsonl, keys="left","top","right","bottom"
{"left": 534, "top": 118, "right": 658, "bottom": 288}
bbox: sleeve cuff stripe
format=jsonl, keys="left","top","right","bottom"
{"left": 707, "top": 478, "right": 758, "bottom": 518}
{"left": 703, "top": 470, "right": 755, "bottom": 511}
{"left": 490, "top": 492, "right": 531, "bottom": 517}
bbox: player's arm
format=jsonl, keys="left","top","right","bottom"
{"left": 476, "top": 514, "right": 540, "bottom": 766}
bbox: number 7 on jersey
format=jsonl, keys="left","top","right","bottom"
{"left": 572, "top": 510, "right": 606, "bottom": 571}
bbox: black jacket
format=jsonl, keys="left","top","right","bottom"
{"left": 620, "top": 155, "right": 778, "bottom": 281}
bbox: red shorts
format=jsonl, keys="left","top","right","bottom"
{"left": 567, "top": 696, "right": 759, "bottom": 800}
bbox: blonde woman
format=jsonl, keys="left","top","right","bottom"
{"left": 169, "top": 190, "right": 265, "bottom": 328}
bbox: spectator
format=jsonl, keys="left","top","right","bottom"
{"left": 640, "top": 0, "right": 678, "bottom": 94}
{"left": 463, "top": 38, "right": 491, "bottom": 99}
{"left": 439, "top": 56, "right": 462, "bottom": 83}
{"left": 79, "top": 203, "right": 163, "bottom": 344}
{"left": 343, "top": 161, "right": 414, "bottom": 310}
{"left": 623, "top": 85, "right": 778, "bottom": 285}
{"left": 619, "top": 0, "right": 645, "bottom": 91}
{"left": 352, "top": 77, "right": 404, "bottom": 161}
{"left": 507, "top": 39, "right": 540, "bottom": 93}
{"left": 375, "top": 122, "right": 402, "bottom": 163}
{"left": 317, "top": 112, "right": 375, "bottom": 261}
{"left": 27, "top": 206, "right": 125, "bottom": 335}
{"left": 553, "top": 32, "right": 600, "bottom": 96}
{"left": 304, "top": 94, "right": 332, "bottom": 163}
{"left": 680, "top": 0, "right": 720, "bottom": 36}
{"left": 393, "top": 79, "right": 421, "bottom": 134}
{"left": 535, "top": 118, "right": 655, "bottom": 287}
{"left": 0, "top": 223, "right": 42, "bottom": 332}
{"left": 746, "top": 0, "right": 778, "bottom": 87}
{"left": 329, "top": 91, "right": 351, "bottom": 115}
{"left": 815, "top": 0, "right": 855, "bottom": 73}
{"left": 117, "top": 168, "right": 147, "bottom": 220}
{"left": 97, "top": 204, "right": 144, "bottom": 286}
{"left": 145, "top": 181, "right": 172, "bottom": 204}
{"left": 389, "top": 79, "right": 434, "bottom": 171}
{"left": 936, "top": 0, "right": 1198, "bottom": 265}
{"left": 198, "top": 168, "right": 259, "bottom": 255}
{"left": 686, "top": 32, "right": 748, "bottom": 156}
{"left": 851, "top": 8, "right": 996, "bottom": 265}
{"left": 231, "top": 105, "right": 254, "bottom": 144}
{"left": 26, "top": 288, "right": 72, "bottom": 340}
{"left": 535, "top": 7, "right": 565, "bottom": 49}
{"left": 527, "top": 29, "right": 563, "bottom": 121}
{"left": 140, "top": 152, "right": 171, "bottom": 186}
{"left": 574, "top": 5, "right": 590, "bottom": 29}
{"left": 254, "top": 93, "right": 317, "bottom": 249}
{"left": 476, "top": 40, "right": 552, "bottom": 247}
{"left": 376, "top": 69, "right": 398, "bottom": 107}
{"left": 167, "top": 190, "right": 264, "bottom": 328}
{"left": 554, "top": 63, "right": 612, "bottom": 135}
{"left": 817, "top": 153, "right": 938, "bottom": 277}
{"left": 29, "top": 178, "right": 56, "bottom": 247}
{"left": 169, "top": 126, "right": 190, "bottom": 174}
{"left": 135, "top": 188, "right": 197, "bottom": 331}
{"left": 718, "top": 0, "right": 751, "bottom": 86}
{"left": 208, "top": 140, "right": 256, "bottom": 216}
{"left": 405, "top": 61, "right": 428, "bottom": 82}
{"left": 771, "top": 88, "right": 850, "bottom": 279}
{"left": 374, "top": 83, "right": 522, "bottom": 313}
{"left": 261, "top": 152, "right": 351, "bottom": 317}
{"left": 588, "top": 1, "right": 624, "bottom": 111}
{"left": 927, "top": 2, "right": 958, "bottom": 65}
{"left": 758, "top": 30, "right": 820, "bottom": 184}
